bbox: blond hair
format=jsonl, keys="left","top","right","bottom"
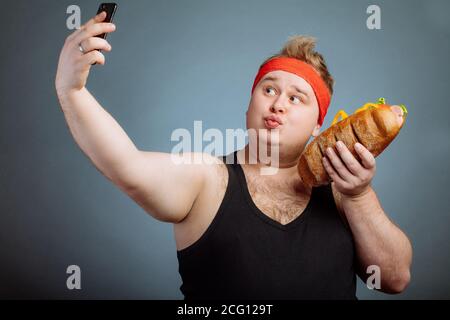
{"left": 260, "top": 35, "right": 334, "bottom": 95}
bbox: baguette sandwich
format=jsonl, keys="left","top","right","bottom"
{"left": 298, "top": 98, "right": 408, "bottom": 187}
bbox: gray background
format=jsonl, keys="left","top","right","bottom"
{"left": 1, "top": 0, "right": 449, "bottom": 299}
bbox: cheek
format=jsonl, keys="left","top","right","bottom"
{"left": 249, "top": 96, "right": 266, "bottom": 112}
{"left": 287, "top": 108, "right": 319, "bottom": 134}
{"left": 245, "top": 104, "right": 258, "bottom": 127}
{"left": 247, "top": 98, "right": 266, "bottom": 119}
{"left": 290, "top": 107, "right": 315, "bottom": 124}
{"left": 251, "top": 90, "right": 271, "bottom": 107}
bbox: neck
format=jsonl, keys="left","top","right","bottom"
{"left": 238, "top": 144, "right": 302, "bottom": 174}
{"left": 237, "top": 144, "right": 312, "bottom": 195}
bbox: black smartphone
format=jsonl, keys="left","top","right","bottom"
{"left": 92, "top": 3, "right": 117, "bottom": 64}
{"left": 96, "top": 3, "right": 117, "bottom": 40}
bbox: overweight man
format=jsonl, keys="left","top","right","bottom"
{"left": 55, "top": 12, "right": 412, "bottom": 299}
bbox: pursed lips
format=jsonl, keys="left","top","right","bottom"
{"left": 264, "top": 115, "right": 283, "bottom": 129}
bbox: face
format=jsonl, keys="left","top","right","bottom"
{"left": 246, "top": 70, "right": 322, "bottom": 158}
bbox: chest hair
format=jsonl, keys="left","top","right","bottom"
{"left": 242, "top": 165, "right": 311, "bottom": 225}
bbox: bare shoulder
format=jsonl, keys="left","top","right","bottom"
{"left": 120, "top": 151, "right": 226, "bottom": 224}
{"left": 204, "top": 154, "right": 229, "bottom": 189}
{"left": 192, "top": 153, "right": 229, "bottom": 213}
{"left": 173, "top": 154, "right": 230, "bottom": 250}
{"left": 171, "top": 152, "right": 229, "bottom": 216}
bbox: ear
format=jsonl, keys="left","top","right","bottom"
{"left": 311, "top": 124, "right": 321, "bottom": 137}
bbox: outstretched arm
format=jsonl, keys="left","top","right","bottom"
{"left": 55, "top": 12, "right": 214, "bottom": 223}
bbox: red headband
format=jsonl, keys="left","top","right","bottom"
{"left": 251, "top": 57, "right": 331, "bottom": 126}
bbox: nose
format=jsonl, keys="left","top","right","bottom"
{"left": 270, "top": 99, "right": 287, "bottom": 114}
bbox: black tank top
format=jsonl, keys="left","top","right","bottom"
{"left": 177, "top": 150, "right": 357, "bottom": 300}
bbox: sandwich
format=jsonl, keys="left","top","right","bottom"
{"left": 298, "top": 98, "right": 408, "bottom": 186}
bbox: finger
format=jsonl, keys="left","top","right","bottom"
{"left": 80, "top": 50, "right": 105, "bottom": 66}
{"left": 80, "top": 11, "right": 107, "bottom": 30}
{"left": 354, "top": 143, "right": 376, "bottom": 170}
{"left": 79, "top": 37, "right": 111, "bottom": 54}
{"left": 325, "top": 147, "right": 354, "bottom": 181}
{"left": 74, "top": 22, "right": 116, "bottom": 44}
{"left": 335, "top": 141, "right": 364, "bottom": 176}
{"left": 66, "top": 11, "right": 106, "bottom": 43}
{"left": 322, "top": 156, "right": 346, "bottom": 185}
{"left": 66, "top": 28, "right": 81, "bottom": 43}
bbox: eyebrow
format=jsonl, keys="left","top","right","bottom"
{"left": 260, "top": 76, "right": 310, "bottom": 98}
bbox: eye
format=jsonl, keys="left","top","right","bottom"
{"left": 264, "top": 86, "right": 276, "bottom": 96}
{"left": 290, "top": 96, "right": 301, "bottom": 104}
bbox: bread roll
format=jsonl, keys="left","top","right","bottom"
{"left": 298, "top": 101, "right": 407, "bottom": 187}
